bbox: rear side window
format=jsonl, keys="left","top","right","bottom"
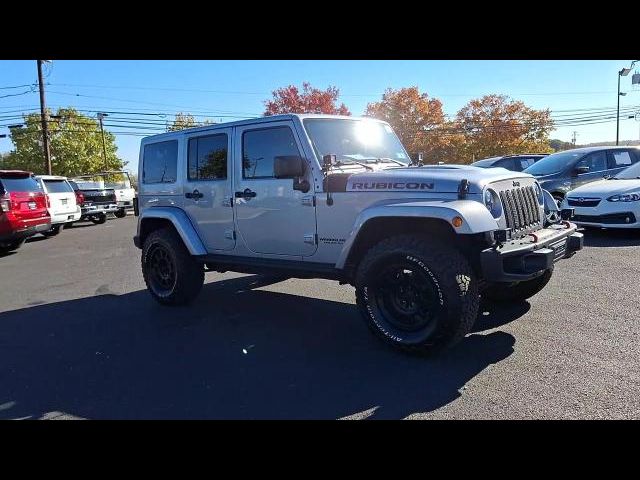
{"left": 187, "top": 133, "right": 228, "bottom": 180}
{"left": 143, "top": 140, "right": 178, "bottom": 184}
{"left": 610, "top": 151, "right": 634, "bottom": 168}
{"left": 242, "top": 127, "right": 301, "bottom": 179}
{"left": 0, "top": 176, "right": 43, "bottom": 194}
{"left": 44, "top": 179, "right": 74, "bottom": 193}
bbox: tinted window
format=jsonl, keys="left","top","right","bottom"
{"left": 517, "top": 157, "right": 537, "bottom": 171}
{"left": 143, "top": 140, "right": 178, "bottom": 184}
{"left": 495, "top": 159, "right": 515, "bottom": 170}
{"left": 44, "top": 179, "right": 73, "bottom": 193}
{"left": 610, "top": 151, "right": 633, "bottom": 168}
{"left": 242, "top": 127, "right": 300, "bottom": 179}
{"left": 576, "top": 151, "right": 607, "bottom": 172}
{"left": 472, "top": 158, "right": 500, "bottom": 168}
{"left": 0, "top": 175, "right": 42, "bottom": 194}
{"left": 188, "top": 133, "right": 227, "bottom": 180}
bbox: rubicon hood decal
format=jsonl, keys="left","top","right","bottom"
{"left": 342, "top": 166, "right": 532, "bottom": 194}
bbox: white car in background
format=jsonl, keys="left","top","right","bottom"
{"left": 562, "top": 160, "right": 640, "bottom": 229}
{"left": 75, "top": 171, "right": 136, "bottom": 218}
{"left": 35, "top": 175, "right": 81, "bottom": 236}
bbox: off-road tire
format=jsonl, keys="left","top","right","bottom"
{"left": 355, "top": 235, "right": 480, "bottom": 355}
{"left": 90, "top": 214, "right": 107, "bottom": 225}
{"left": 142, "top": 227, "right": 204, "bottom": 306}
{"left": 0, "top": 239, "right": 25, "bottom": 255}
{"left": 482, "top": 268, "right": 553, "bottom": 303}
{"left": 42, "top": 224, "right": 62, "bottom": 237}
{"left": 114, "top": 208, "right": 127, "bottom": 218}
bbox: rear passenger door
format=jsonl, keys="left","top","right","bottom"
{"left": 183, "top": 128, "right": 235, "bottom": 251}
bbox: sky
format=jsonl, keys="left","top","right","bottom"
{"left": 1, "top": 60, "right": 639, "bottom": 173}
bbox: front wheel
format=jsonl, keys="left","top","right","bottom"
{"left": 90, "top": 213, "right": 107, "bottom": 225}
{"left": 114, "top": 208, "right": 127, "bottom": 218}
{"left": 482, "top": 268, "right": 553, "bottom": 303}
{"left": 355, "top": 235, "right": 479, "bottom": 355}
{"left": 142, "top": 227, "right": 204, "bottom": 306}
{"left": 42, "top": 224, "right": 63, "bottom": 237}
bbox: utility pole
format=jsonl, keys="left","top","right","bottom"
{"left": 572, "top": 131, "right": 578, "bottom": 146}
{"left": 37, "top": 60, "right": 52, "bottom": 175}
{"left": 97, "top": 112, "right": 108, "bottom": 171}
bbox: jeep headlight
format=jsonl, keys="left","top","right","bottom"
{"left": 607, "top": 192, "right": 640, "bottom": 202}
{"left": 483, "top": 189, "right": 502, "bottom": 218}
{"left": 534, "top": 182, "right": 544, "bottom": 205}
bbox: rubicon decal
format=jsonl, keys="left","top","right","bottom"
{"left": 349, "top": 182, "right": 435, "bottom": 190}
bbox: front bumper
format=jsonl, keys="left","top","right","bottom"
{"left": 480, "top": 222, "right": 583, "bottom": 282}
{"left": 81, "top": 203, "right": 119, "bottom": 216}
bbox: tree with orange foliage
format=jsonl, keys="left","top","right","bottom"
{"left": 455, "top": 94, "right": 554, "bottom": 161}
{"left": 264, "top": 82, "right": 350, "bottom": 116}
{"left": 364, "top": 87, "right": 463, "bottom": 164}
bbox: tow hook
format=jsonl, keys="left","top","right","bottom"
{"left": 527, "top": 232, "right": 539, "bottom": 243}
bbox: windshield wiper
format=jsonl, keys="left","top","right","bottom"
{"left": 335, "top": 158, "right": 374, "bottom": 171}
{"left": 373, "top": 157, "right": 406, "bottom": 166}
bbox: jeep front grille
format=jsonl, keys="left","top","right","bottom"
{"left": 498, "top": 186, "right": 541, "bottom": 235}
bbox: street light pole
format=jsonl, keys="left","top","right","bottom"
{"left": 617, "top": 60, "right": 639, "bottom": 146}
{"left": 37, "top": 60, "right": 52, "bottom": 175}
{"left": 97, "top": 112, "right": 108, "bottom": 171}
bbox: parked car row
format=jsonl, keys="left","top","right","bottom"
{"left": 0, "top": 170, "right": 136, "bottom": 255}
{"left": 473, "top": 146, "right": 640, "bottom": 230}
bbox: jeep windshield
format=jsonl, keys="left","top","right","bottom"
{"left": 76, "top": 172, "right": 131, "bottom": 189}
{"left": 524, "top": 150, "right": 582, "bottom": 176}
{"left": 303, "top": 118, "right": 410, "bottom": 166}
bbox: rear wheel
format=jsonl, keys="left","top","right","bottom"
{"left": 482, "top": 268, "right": 553, "bottom": 303}
{"left": 90, "top": 213, "right": 107, "bottom": 225}
{"left": 42, "top": 224, "right": 63, "bottom": 237}
{"left": 114, "top": 208, "right": 127, "bottom": 218}
{"left": 355, "top": 235, "right": 479, "bottom": 355}
{"left": 0, "top": 239, "right": 25, "bottom": 254}
{"left": 142, "top": 227, "right": 204, "bottom": 306}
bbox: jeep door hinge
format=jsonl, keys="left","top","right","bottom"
{"left": 301, "top": 195, "right": 316, "bottom": 207}
{"left": 224, "top": 229, "right": 236, "bottom": 240}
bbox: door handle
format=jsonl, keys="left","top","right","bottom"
{"left": 235, "top": 188, "right": 257, "bottom": 199}
{"left": 185, "top": 189, "right": 204, "bottom": 200}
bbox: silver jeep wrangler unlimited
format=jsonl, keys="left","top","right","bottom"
{"left": 134, "top": 114, "right": 583, "bottom": 354}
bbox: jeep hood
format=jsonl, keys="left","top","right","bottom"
{"left": 341, "top": 164, "right": 533, "bottom": 194}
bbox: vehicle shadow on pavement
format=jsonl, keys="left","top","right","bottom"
{"left": 582, "top": 228, "right": 640, "bottom": 247}
{"left": 0, "top": 275, "right": 520, "bottom": 420}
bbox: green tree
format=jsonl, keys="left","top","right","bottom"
{"left": 4, "top": 108, "right": 124, "bottom": 176}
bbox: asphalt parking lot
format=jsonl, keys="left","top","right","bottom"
{"left": 1, "top": 215, "right": 639, "bottom": 420}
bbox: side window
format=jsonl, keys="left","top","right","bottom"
{"left": 518, "top": 157, "right": 536, "bottom": 171}
{"left": 188, "top": 133, "right": 228, "bottom": 181}
{"left": 576, "top": 151, "right": 607, "bottom": 173}
{"left": 143, "top": 140, "right": 178, "bottom": 184}
{"left": 609, "top": 150, "right": 634, "bottom": 168}
{"left": 242, "top": 126, "right": 301, "bottom": 179}
{"left": 495, "top": 159, "right": 515, "bottom": 170}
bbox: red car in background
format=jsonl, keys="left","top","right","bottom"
{"left": 0, "top": 170, "right": 51, "bottom": 254}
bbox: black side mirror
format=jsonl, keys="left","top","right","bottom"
{"left": 575, "top": 165, "right": 590, "bottom": 175}
{"left": 274, "top": 155, "right": 305, "bottom": 179}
